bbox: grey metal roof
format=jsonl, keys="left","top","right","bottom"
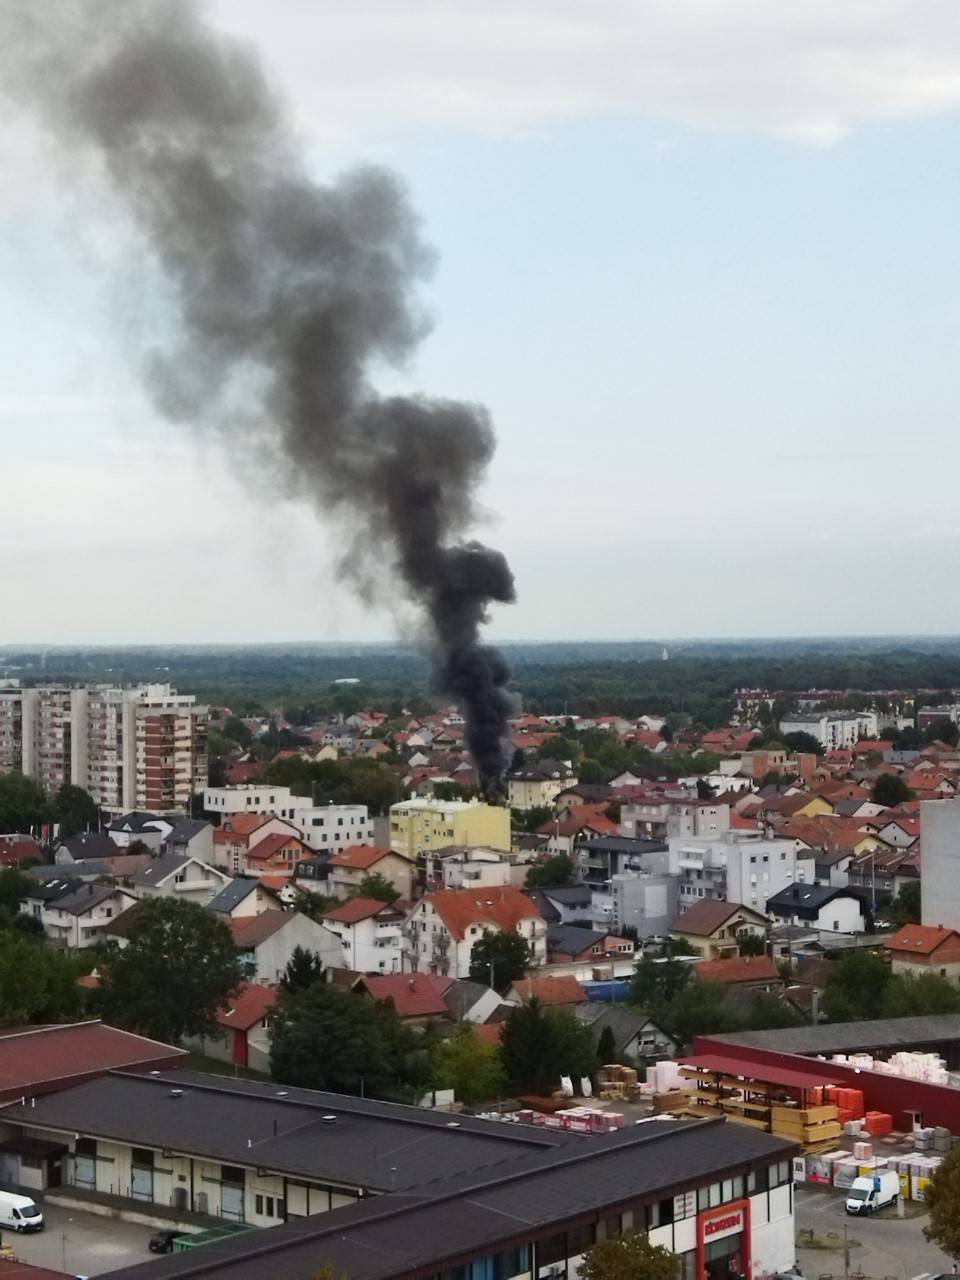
{"left": 99, "top": 1117, "right": 794, "bottom": 1280}
{"left": 713, "top": 1013, "right": 960, "bottom": 1055}
{"left": 574, "top": 1003, "right": 673, "bottom": 1055}
{"left": 165, "top": 819, "right": 211, "bottom": 844}
{"left": 548, "top": 923, "right": 612, "bottom": 953}
{"left": 573, "top": 836, "right": 668, "bottom": 854}
{"left": 540, "top": 885, "right": 593, "bottom": 905}
{"left": 107, "top": 812, "right": 162, "bottom": 832}
{"left": 44, "top": 882, "right": 128, "bottom": 916}
{"left": 766, "top": 883, "right": 863, "bottom": 914}
{"left": 130, "top": 852, "right": 189, "bottom": 886}
{"left": 23, "top": 876, "right": 84, "bottom": 902}
{"left": 207, "top": 878, "right": 265, "bottom": 914}
{"left": 6, "top": 1071, "right": 572, "bottom": 1195}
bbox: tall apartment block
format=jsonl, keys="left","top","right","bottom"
{"left": 0, "top": 681, "right": 208, "bottom": 815}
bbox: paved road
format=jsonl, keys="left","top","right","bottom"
{"left": 795, "top": 1185, "right": 952, "bottom": 1280}
{"left": 1, "top": 1202, "right": 154, "bottom": 1276}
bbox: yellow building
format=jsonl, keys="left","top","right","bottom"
{"left": 506, "top": 760, "right": 578, "bottom": 810}
{"left": 389, "top": 797, "right": 511, "bottom": 858}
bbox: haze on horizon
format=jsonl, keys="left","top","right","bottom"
{"left": 3, "top": 1, "right": 960, "bottom": 645}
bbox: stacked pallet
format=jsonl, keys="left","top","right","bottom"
{"left": 597, "top": 1063, "right": 644, "bottom": 1103}
{"left": 771, "top": 1103, "right": 842, "bottom": 1149}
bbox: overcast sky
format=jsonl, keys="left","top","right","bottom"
{"left": 3, "top": 1, "right": 960, "bottom": 644}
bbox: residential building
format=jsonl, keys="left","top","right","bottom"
{"left": 765, "top": 884, "right": 867, "bottom": 934}
{"left": 921, "top": 798, "right": 960, "bottom": 930}
{"left": 44, "top": 1081, "right": 796, "bottom": 1280}
{"left": 668, "top": 833, "right": 811, "bottom": 915}
{"left": 885, "top": 925, "right": 960, "bottom": 981}
{"left": 917, "top": 704, "right": 960, "bottom": 731}
{"left": 184, "top": 982, "right": 277, "bottom": 1073}
{"left": 573, "top": 1003, "right": 678, "bottom": 1060}
{"left": 326, "top": 845, "right": 414, "bottom": 901}
{"left": 207, "top": 877, "right": 285, "bottom": 920}
{"left": 230, "top": 911, "right": 342, "bottom": 984}
{"left": 403, "top": 885, "right": 546, "bottom": 978}
{"left": 577, "top": 835, "right": 669, "bottom": 890}
{"left": 128, "top": 853, "right": 232, "bottom": 906}
{"left": 213, "top": 815, "right": 302, "bottom": 874}
{"left": 592, "top": 870, "right": 679, "bottom": 939}
{"left": 163, "top": 818, "right": 215, "bottom": 863}
{"left": 204, "top": 787, "right": 374, "bottom": 854}
{"left": 440, "top": 848, "right": 522, "bottom": 890}
{"left": 388, "top": 796, "right": 510, "bottom": 858}
{"left": 670, "top": 899, "right": 769, "bottom": 959}
{"left": 352, "top": 973, "right": 505, "bottom": 1025}
{"left": 21, "top": 879, "right": 137, "bottom": 948}
{"left": 525, "top": 884, "right": 594, "bottom": 925}
{"left": 505, "top": 974, "right": 589, "bottom": 1005}
{"left": 240, "top": 831, "right": 313, "bottom": 879}
{"left": 546, "top": 924, "right": 635, "bottom": 963}
{"left": 693, "top": 955, "right": 783, "bottom": 990}
{"left": 321, "top": 897, "right": 404, "bottom": 973}
{"left": 778, "top": 711, "right": 879, "bottom": 750}
{"left": 538, "top": 806, "right": 619, "bottom": 856}
{"left": 506, "top": 759, "right": 578, "bottom": 810}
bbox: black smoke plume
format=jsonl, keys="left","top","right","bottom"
{"left": 1, "top": 0, "right": 516, "bottom": 795}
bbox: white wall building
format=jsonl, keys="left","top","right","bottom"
{"left": 204, "top": 787, "right": 373, "bottom": 853}
{"left": 403, "top": 886, "right": 547, "bottom": 979}
{"left": 779, "top": 711, "right": 879, "bottom": 750}
{"left": 668, "top": 833, "right": 813, "bottom": 914}
{"left": 321, "top": 898, "right": 405, "bottom": 973}
{"left": 921, "top": 798, "right": 960, "bottom": 930}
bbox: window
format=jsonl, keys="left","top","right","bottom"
{"left": 566, "top": 1223, "right": 595, "bottom": 1257}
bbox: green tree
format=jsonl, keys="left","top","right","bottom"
{"left": 511, "top": 805, "right": 555, "bottom": 835}
{"left": 0, "top": 868, "right": 32, "bottom": 921}
{"left": 578, "top": 759, "right": 608, "bottom": 785}
{"left": 746, "top": 991, "right": 804, "bottom": 1031}
{"left": 0, "top": 772, "right": 46, "bottom": 834}
{"left": 100, "top": 898, "right": 241, "bottom": 1044}
{"left": 525, "top": 854, "right": 575, "bottom": 889}
{"left": 872, "top": 773, "right": 915, "bottom": 807}
{"left": 0, "top": 930, "right": 84, "bottom": 1024}
{"left": 52, "top": 783, "right": 98, "bottom": 837}
{"left": 597, "top": 1023, "right": 617, "bottom": 1065}
{"left": 355, "top": 872, "right": 401, "bottom": 904}
{"left": 500, "top": 998, "right": 598, "bottom": 1094}
{"left": 270, "top": 983, "right": 411, "bottom": 1097}
{"left": 469, "top": 932, "right": 532, "bottom": 992}
{"left": 628, "top": 955, "right": 692, "bottom": 1008}
{"left": 432, "top": 782, "right": 475, "bottom": 802}
{"left": 429, "top": 1024, "right": 505, "bottom": 1104}
{"left": 924, "top": 718, "right": 960, "bottom": 748}
{"left": 580, "top": 1232, "right": 680, "bottom": 1280}
{"left": 223, "top": 716, "right": 253, "bottom": 748}
{"left": 738, "top": 933, "right": 766, "bottom": 957}
{"left": 822, "top": 950, "right": 890, "bottom": 1022}
{"left": 890, "top": 880, "right": 921, "bottom": 927}
{"left": 666, "top": 980, "right": 745, "bottom": 1045}
{"left": 781, "top": 731, "right": 824, "bottom": 756}
{"left": 280, "top": 945, "right": 326, "bottom": 996}
{"left": 881, "top": 971, "right": 960, "bottom": 1017}
{"left": 925, "top": 1144, "right": 960, "bottom": 1258}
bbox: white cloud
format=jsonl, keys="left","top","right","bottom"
{"left": 210, "top": 0, "right": 960, "bottom": 145}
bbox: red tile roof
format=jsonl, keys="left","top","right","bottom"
{"left": 0, "top": 837, "right": 43, "bottom": 865}
{"left": 216, "top": 982, "right": 277, "bottom": 1031}
{"left": 694, "top": 955, "right": 781, "bottom": 985}
{"left": 322, "top": 896, "right": 392, "bottom": 925}
{"left": 327, "top": 845, "right": 397, "bottom": 870}
{"left": 886, "top": 924, "right": 959, "bottom": 955}
{"left": 472, "top": 1022, "right": 504, "bottom": 1046}
{"left": 424, "top": 885, "right": 542, "bottom": 942}
{"left": 359, "top": 973, "right": 453, "bottom": 1018}
{"left": 507, "top": 975, "right": 588, "bottom": 1005}
{"left": 536, "top": 806, "right": 618, "bottom": 838}
{"left": 244, "top": 833, "right": 310, "bottom": 863}
{"left": 0, "top": 1020, "right": 185, "bottom": 1103}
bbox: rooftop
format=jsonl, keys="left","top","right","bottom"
{"left": 98, "top": 1116, "right": 793, "bottom": 1280}
{"left": 712, "top": 1014, "right": 960, "bottom": 1056}
{"left": 327, "top": 845, "right": 399, "bottom": 870}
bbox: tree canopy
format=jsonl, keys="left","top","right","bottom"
{"left": 270, "top": 982, "right": 412, "bottom": 1098}
{"left": 100, "top": 897, "right": 241, "bottom": 1044}
{"left": 525, "top": 854, "right": 575, "bottom": 889}
{"left": 500, "top": 997, "right": 598, "bottom": 1094}
{"left": 0, "top": 929, "right": 85, "bottom": 1025}
{"left": 355, "top": 872, "right": 401, "bottom": 904}
{"left": 428, "top": 1024, "right": 505, "bottom": 1104}
{"left": 469, "top": 932, "right": 532, "bottom": 993}
{"left": 579, "top": 1232, "right": 680, "bottom": 1280}
{"left": 52, "top": 783, "right": 99, "bottom": 836}
{"left": 926, "top": 1144, "right": 960, "bottom": 1258}
{"left": 872, "top": 772, "right": 915, "bottom": 807}
{"left": 280, "top": 945, "right": 326, "bottom": 996}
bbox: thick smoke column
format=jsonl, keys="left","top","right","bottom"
{"left": 2, "top": 0, "right": 516, "bottom": 794}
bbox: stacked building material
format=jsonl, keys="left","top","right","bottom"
{"left": 770, "top": 1103, "right": 842, "bottom": 1149}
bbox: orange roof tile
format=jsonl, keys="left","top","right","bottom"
{"left": 507, "top": 975, "right": 587, "bottom": 1005}
{"left": 327, "top": 845, "right": 397, "bottom": 870}
{"left": 322, "top": 896, "right": 394, "bottom": 924}
{"left": 694, "top": 955, "right": 780, "bottom": 985}
{"left": 216, "top": 982, "right": 277, "bottom": 1031}
{"left": 359, "top": 973, "right": 453, "bottom": 1018}
{"left": 886, "top": 924, "right": 959, "bottom": 955}
{"left": 425, "top": 885, "right": 541, "bottom": 942}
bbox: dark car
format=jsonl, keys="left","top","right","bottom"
{"left": 148, "top": 1229, "right": 185, "bottom": 1254}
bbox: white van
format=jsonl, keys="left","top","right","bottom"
{"left": 845, "top": 1170, "right": 899, "bottom": 1216}
{"left": 0, "top": 1190, "right": 44, "bottom": 1232}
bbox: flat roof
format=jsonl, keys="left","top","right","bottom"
{"left": 681, "top": 1053, "right": 844, "bottom": 1091}
{"left": 710, "top": 1014, "right": 960, "bottom": 1056}
{"left": 3, "top": 1071, "right": 571, "bottom": 1193}
{"left": 100, "top": 1118, "right": 795, "bottom": 1280}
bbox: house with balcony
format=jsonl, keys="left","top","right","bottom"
{"left": 669, "top": 898, "right": 769, "bottom": 960}
{"left": 128, "top": 852, "right": 232, "bottom": 907}
{"left": 403, "top": 885, "right": 546, "bottom": 979}
{"left": 506, "top": 760, "right": 578, "bottom": 811}
{"left": 326, "top": 845, "right": 414, "bottom": 902}
{"left": 229, "top": 911, "right": 342, "bottom": 984}
{"left": 22, "top": 879, "right": 138, "bottom": 948}
{"left": 241, "top": 832, "right": 313, "bottom": 879}
{"left": 321, "top": 897, "right": 405, "bottom": 973}
{"left": 576, "top": 836, "right": 669, "bottom": 890}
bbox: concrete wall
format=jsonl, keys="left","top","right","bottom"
{"left": 922, "top": 799, "right": 960, "bottom": 931}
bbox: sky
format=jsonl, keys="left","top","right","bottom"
{"left": 3, "top": 0, "right": 960, "bottom": 644}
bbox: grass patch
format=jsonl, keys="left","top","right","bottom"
{"left": 796, "top": 1231, "right": 861, "bottom": 1251}
{"left": 185, "top": 1051, "right": 271, "bottom": 1082}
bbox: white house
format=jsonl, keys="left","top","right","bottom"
{"left": 765, "top": 884, "right": 867, "bottom": 934}
{"left": 129, "top": 853, "right": 232, "bottom": 907}
{"left": 22, "top": 880, "right": 138, "bottom": 949}
{"left": 203, "top": 787, "right": 374, "bottom": 854}
{"left": 402, "top": 885, "right": 546, "bottom": 979}
{"left": 230, "top": 910, "right": 342, "bottom": 985}
{"left": 320, "top": 897, "right": 405, "bottom": 973}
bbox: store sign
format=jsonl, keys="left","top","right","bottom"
{"left": 703, "top": 1209, "right": 744, "bottom": 1241}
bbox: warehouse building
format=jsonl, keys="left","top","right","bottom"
{"left": 96, "top": 1113, "right": 797, "bottom": 1280}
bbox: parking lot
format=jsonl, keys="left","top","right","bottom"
{"left": 795, "top": 1184, "right": 951, "bottom": 1280}
{"left": 1, "top": 1202, "right": 155, "bottom": 1276}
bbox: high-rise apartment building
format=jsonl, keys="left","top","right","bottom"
{"left": 0, "top": 681, "right": 207, "bottom": 815}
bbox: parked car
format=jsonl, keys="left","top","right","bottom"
{"left": 149, "top": 1229, "right": 186, "bottom": 1254}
